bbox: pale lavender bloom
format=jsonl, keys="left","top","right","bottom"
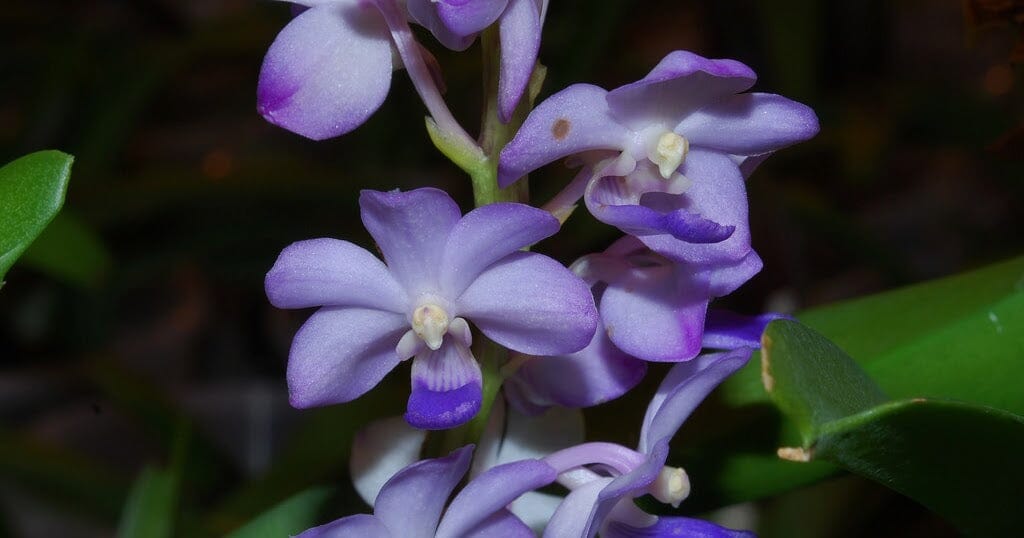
{"left": 540, "top": 348, "right": 755, "bottom": 537}
{"left": 499, "top": 50, "right": 818, "bottom": 266}
{"left": 265, "top": 188, "right": 597, "bottom": 429}
{"left": 258, "top": 0, "right": 463, "bottom": 141}
{"left": 297, "top": 445, "right": 555, "bottom": 538}
{"left": 407, "top": 0, "right": 548, "bottom": 121}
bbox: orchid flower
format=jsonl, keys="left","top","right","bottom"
{"left": 407, "top": 0, "right": 550, "bottom": 121}
{"left": 540, "top": 349, "right": 756, "bottom": 537}
{"left": 498, "top": 50, "right": 818, "bottom": 267}
{"left": 258, "top": 0, "right": 473, "bottom": 146}
{"left": 298, "top": 444, "right": 556, "bottom": 538}
{"left": 265, "top": 187, "right": 597, "bottom": 429}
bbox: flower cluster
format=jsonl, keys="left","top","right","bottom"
{"left": 259, "top": 1, "right": 817, "bottom": 536}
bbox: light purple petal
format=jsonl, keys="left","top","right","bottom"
{"left": 600, "top": 263, "right": 710, "bottom": 363}
{"left": 437, "top": 0, "right": 509, "bottom": 37}
{"left": 458, "top": 251, "right": 598, "bottom": 355}
{"left": 701, "top": 248, "right": 763, "bottom": 298}
{"left": 439, "top": 202, "right": 559, "bottom": 298}
{"left": 702, "top": 310, "right": 789, "bottom": 351}
{"left": 374, "top": 445, "right": 474, "bottom": 538}
{"left": 287, "top": 307, "right": 408, "bottom": 408}
{"left": 437, "top": 459, "right": 558, "bottom": 538}
{"left": 463, "top": 509, "right": 534, "bottom": 538}
{"left": 604, "top": 516, "right": 757, "bottom": 538}
{"left": 506, "top": 327, "right": 647, "bottom": 411}
{"left": 257, "top": 4, "right": 393, "bottom": 140}
{"left": 472, "top": 405, "right": 583, "bottom": 532}
{"left": 498, "top": 84, "right": 629, "bottom": 187}
{"left": 359, "top": 188, "right": 462, "bottom": 294}
{"left": 295, "top": 514, "right": 391, "bottom": 538}
{"left": 606, "top": 51, "right": 756, "bottom": 130}
{"left": 639, "top": 348, "right": 752, "bottom": 453}
{"left": 542, "top": 478, "right": 611, "bottom": 538}
{"left": 639, "top": 149, "right": 750, "bottom": 266}
{"left": 265, "top": 238, "right": 407, "bottom": 312}
{"left": 406, "top": 342, "right": 482, "bottom": 429}
{"left": 405, "top": 0, "right": 477, "bottom": 50}
{"left": 676, "top": 93, "right": 819, "bottom": 155}
{"left": 591, "top": 441, "right": 671, "bottom": 535}
{"left": 351, "top": 417, "right": 427, "bottom": 506}
{"left": 498, "top": 0, "right": 541, "bottom": 121}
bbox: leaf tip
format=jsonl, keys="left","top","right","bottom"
{"left": 777, "top": 446, "right": 813, "bottom": 462}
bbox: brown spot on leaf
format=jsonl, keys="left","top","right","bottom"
{"left": 552, "top": 118, "right": 571, "bottom": 140}
{"left": 761, "top": 334, "right": 775, "bottom": 392}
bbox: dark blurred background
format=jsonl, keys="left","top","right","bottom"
{"left": 1, "top": 1, "right": 1021, "bottom": 536}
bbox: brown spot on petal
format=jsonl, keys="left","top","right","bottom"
{"left": 552, "top": 118, "right": 571, "bottom": 140}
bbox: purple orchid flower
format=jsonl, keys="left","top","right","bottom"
{"left": 463, "top": 348, "right": 756, "bottom": 537}
{"left": 498, "top": 50, "right": 818, "bottom": 266}
{"left": 407, "top": 0, "right": 548, "bottom": 121}
{"left": 298, "top": 444, "right": 556, "bottom": 538}
{"left": 265, "top": 187, "right": 597, "bottom": 429}
{"left": 258, "top": 0, "right": 472, "bottom": 144}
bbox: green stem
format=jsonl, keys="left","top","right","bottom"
{"left": 470, "top": 26, "right": 535, "bottom": 207}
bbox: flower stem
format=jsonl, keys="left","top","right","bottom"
{"left": 469, "top": 26, "right": 542, "bottom": 207}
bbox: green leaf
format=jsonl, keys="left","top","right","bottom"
{"left": 762, "top": 319, "right": 1024, "bottom": 537}
{"left": 116, "top": 467, "right": 179, "bottom": 538}
{"left": 760, "top": 320, "right": 887, "bottom": 444}
{"left": 681, "top": 256, "right": 1024, "bottom": 512}
{"left": 223, "top": 487, "right": 333, "bottom": 538}
{"left": 20, "top": 212, "right": 109, "bottom": 288}
{"left": 0, "top": 150, "right": 74, "bottom": 284}
{"left": 116, "top": 421, "right": 189, "bottom": 538}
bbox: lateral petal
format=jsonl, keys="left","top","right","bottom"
{"left": 437, "top": 459, "right": 557, "bottom": 538}
{"left": 286, "top": 307, "right": 408, "bottom": 408}
{"left": 638, "top": 348, "right": 752, "bottom": 453}
{"left": 257, "top": 4, "right": 393, "bottom": 140}
{"left": 676, "top": 92, "right": 819, "bottom": 155}
{"left": 458, "top": 251, "right": 598, "bottom": 356}
{"left": 498, "top": 84, "right": 629, "bottom": 187}
{"left": 439, "top": 202, "right": 558, "bottom": 298}
{"left": 265, "top": 238, "right": 407, "bottom": 312}
{"left": 374, "top": 445, "right": 474, "bottom": 538}
{"left": 600, "top": 263, "right": 709, "bottom": 363}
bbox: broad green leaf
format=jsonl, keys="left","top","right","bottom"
{"left": 760, "top": 320, "right": 887, "bottom": 443}
{"left": 0, "top": 150, "right": 74, "bottom": 284}
{"left": 762, "top": 319, "right": 1024, "bottom": 537}
{"left": 682, "top": 256, "right": 1024, "bottom": 511}
{"left": 20, "top": 212, "right": 109, "bottom": 288}
{"left": 223, "top": 487, "right": 333, "bottom": 538}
